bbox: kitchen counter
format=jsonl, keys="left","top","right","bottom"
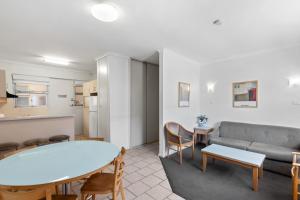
{"left": 0, "top": 115, "right": 75, "bottom": 144}
{"left": 0, "top": 115, "right": 74, "bottom": 122}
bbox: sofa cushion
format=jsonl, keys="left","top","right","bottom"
{"left": 248, "top": 142, "right": 296, "bottom": 162}
{"left": 219, "top": 121, "right": 300, "bottom": 149}
{"left": 209, "top": 137, "right": 251, "bottom": 150}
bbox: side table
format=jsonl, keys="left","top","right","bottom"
{"left": 194, "top": 127, "right": 214, "bottom": 146}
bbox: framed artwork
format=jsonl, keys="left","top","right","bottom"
{"left": 233, "top": 80, "right": 258, "bottom": 108}
{"left": 178, "top": 82, "right": 190, "bottom": 107}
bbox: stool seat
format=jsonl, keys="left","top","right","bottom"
{"left": 49, "top": 135, "right": 70, "bottom": 143}
{"left": 41, "top": 195, "right": 78, "bottom": 200}
{"left": 23, "top": 138, "right": 49, "bottom": 147}
{"left": 0, "top": 142, "right": 19, "bottom": 151}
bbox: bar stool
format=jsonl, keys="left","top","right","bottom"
{"left": 0, "top": 142, "right": 19, "bottom": 159}
{"left": 49, "top": 135, "right": 70, "bottom": 143}
{"left": 0, "top": 142, "right": 19, "bottom": 151}
{"left": 23, "top": 138, "right": 49, "bottom": 147}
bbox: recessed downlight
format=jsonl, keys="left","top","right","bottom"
{"left": 43, "top": 56, "right": 70, "bottom": 66}
{"left": 91, "top": 3, "right": 119, "bottom": 22}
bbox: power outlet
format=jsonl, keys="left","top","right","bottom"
{"left": 292, "top": 100, "right": 300, "bottom": 106}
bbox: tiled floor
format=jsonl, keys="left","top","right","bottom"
{"left": 71, "top": 143, "right": 185, "bottom": 200}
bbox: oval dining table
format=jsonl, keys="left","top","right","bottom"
{"left": 0, "top": 141, "right": 120, "bottom": 194}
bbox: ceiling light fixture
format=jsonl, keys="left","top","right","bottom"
{"left": 213, "top": 19, "right": 222, "bottom": 25}
{"left": 91, "top": 3, "right": 119, "bottom": 22}
{"left": 43, "top": 56, "right": 70, "bottom": 66}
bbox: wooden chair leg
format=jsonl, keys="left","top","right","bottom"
{"left": 192, "top": 143, "right": 195, "bottom": 160}
{"left": 292, "top": 166, "right": 299, "bottom": 200}
{"left": 120, "top": 181, "right": 126, "bottom": 200}
{"left": 179, "top": 146, "right": 182, "bottom": 164}
{"left": 92, "top": 194, "right": 95, "bottom": 200}
{"left": 167, "top": 144, "right": 170, "bottom": 158}
{"left": 113, "top": 191, "right": 117, "bottom": 200}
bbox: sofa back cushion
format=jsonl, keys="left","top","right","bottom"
{"left": 219, "top": 121, "right": 300, "bottom": 149}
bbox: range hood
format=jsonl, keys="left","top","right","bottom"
{"left": 6, "top": 91, "right": 18, "bottom": 98}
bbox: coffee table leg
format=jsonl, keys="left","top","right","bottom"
{"left": 202, "top": 152, "right": 207, "bottom": 172}
{"left": 252, "top": 167, "right": 259, "bottom": 191}
{"left": 259, "top": 165, "right": 263, "bottom": 179}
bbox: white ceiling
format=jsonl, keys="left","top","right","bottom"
{"left": 0, "top": 0, "right": 300, "bottom": 71}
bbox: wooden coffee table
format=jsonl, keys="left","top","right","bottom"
{"left": 201, "top": 144, "right": 266, "bottom": 191}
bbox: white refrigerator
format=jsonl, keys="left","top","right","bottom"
{"left": 89, "top": 96, "right": 98, "bottom": 137}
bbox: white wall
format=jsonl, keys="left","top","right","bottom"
{"left": 200, "top": 46, "right": 300, "bottom": 129}
{"left": 159, "top": 49, "right": 201, "bottom": 157}
{"left": 97, "top": 54, "right": 131, "bottom": 149}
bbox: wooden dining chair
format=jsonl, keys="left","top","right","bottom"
{"left": 81, "top": 147, "right": 126, "bottom": 200}
{"left": 0, "top": 186, "right": 77, "bottom": 200}
{"left": 165, "top": 122, "right": 195, "bottom": 164}
{"left": 292, "top": 152, "right": 300, "bottom": 200}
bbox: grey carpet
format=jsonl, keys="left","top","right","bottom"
{"left": 160, "top": 145, "right": 292, "bottom": 200}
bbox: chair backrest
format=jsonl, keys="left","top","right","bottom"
{"left": 113, "top": 147, "right": 126, "bottom": 191}
{"left": 165, "top": 122, "right": 180, "bottom": 135}
{"left": 0, "top": 186, "right": 54, "bottom": 200}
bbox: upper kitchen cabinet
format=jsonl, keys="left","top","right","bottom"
{"left": 0, "top": 69, "right": 7, "bottom": 103}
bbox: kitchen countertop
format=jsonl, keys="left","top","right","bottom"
{"left": 0, "top": 115, "right": 74, "bottom": 122}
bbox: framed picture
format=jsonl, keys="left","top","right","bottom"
{"left": 233, "top": 80, "right": 258, "bottom": 108}
{"left": 178, "top": 82, "right": 190, "bottom": 107}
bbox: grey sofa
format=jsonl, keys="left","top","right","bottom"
{"left": 209, "top": 121, "right": 300, "bottom": 176}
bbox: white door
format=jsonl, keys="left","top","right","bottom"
{"left": 130, "top": 60, "right": 147, "bottom": 147}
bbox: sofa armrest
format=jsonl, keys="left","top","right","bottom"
{"left": 208, "top": 123, "right": 221, "bottom": 139}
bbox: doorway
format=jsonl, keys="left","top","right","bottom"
{"left": 130, "top": 56, "right": 159, "bottom": 147}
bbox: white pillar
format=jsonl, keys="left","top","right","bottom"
{"left": 97, "top": 53, "right": 131, "bottom": 149}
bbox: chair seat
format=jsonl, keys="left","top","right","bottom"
{"left": 49, "top": 135, "right": 70, "bottom": 142}
{"left": 81, "top": 173, "right": 114, "bottom": 194}
{"left": 181, "top": 137, "right": 193, "bottom": 144}
{"left": 23, "top": 138, "right": 49, "bottom": 147}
